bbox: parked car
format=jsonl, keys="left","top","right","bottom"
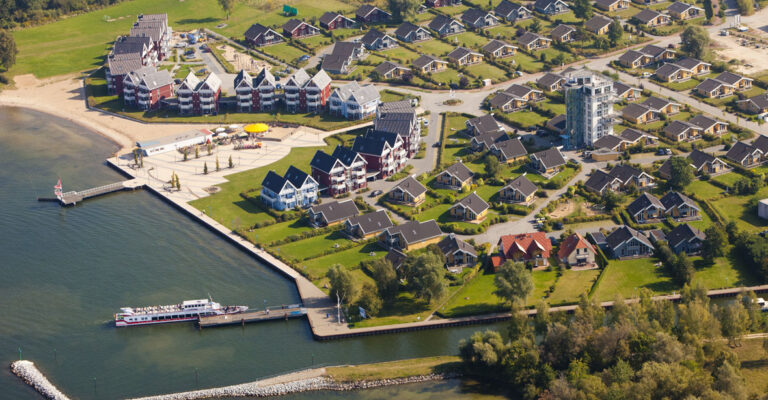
{"left": 298, "top": 55, "right": 310, "bottom": 62}
{"left": 423, "top": 120, "right": 429, "bottom": 126}
{"left": 641, "top": 72, "right": 652, "bottom": 78}
{"left": 515, "top": 71, "right": 524, "bottom": 77}
{"left": 370, "top": 190, "right": 383, "bottom": 197}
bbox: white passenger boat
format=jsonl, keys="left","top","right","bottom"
{"left": 115, "top": 298, "right": 248, "bottom": 327}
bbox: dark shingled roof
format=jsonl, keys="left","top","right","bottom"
{"left": 373, "top": 61, "right": 408, "bottom": 76}
{"left": 453, "top": 192, "right": 489, "bottom": 215}
{"left": 659, "top": 191, "right": 698, "bottom": 211}
{"left": 676, "top": 57, "right": 709, "bottom": 70}
{"left": 331, "top": 145, "right": 362, "bottom": 167}
{"left": 245, "top": 24, "right": 282, "bottom": 42}
{"left": 505, "top": 175, "right": 538, "bottom": 197}
{"left": 518, "top": 31, "right": 549, "bottom": 46}
{"left": 688, "top": 149, "right": 718, "bottom": 171}
{"left": 655, "top": 63, "right": 689, "bottom": 80}
{"left": 613, "top": 81, "right": 637, "bottom": 96}
{"left": 309, "top": 200, "right": 359, "bottom": 224}
{"left": 356, "top": 4, "right": 389, "bottom": 18}
{"left": 385, "top": 220, "right": 443, "bottom": 245}
{"left": 319, "top": 11, "right": 343, "bottom": 26}
{"left": 352, "top": 133, "right": 389, "bottom": 156}
{"left": 442, "top": 162, "right": 474, "bottom": 182}
{"left": 108, "top": 54, "right": 143, "bottom": 76}
{"left": 633, "top": 8, "right": 663, "bottom": 24}
{"left": 495, "top": 0, "right": 529, "bottom": 17}
{"left": 283, "top": 19, "right": 305, "bottom": 33}
{"left": 309, "top": 150, "right": 340, "bottom": 173}
{"left": 348, "top": 209, "right": 393, "bottom": 235}
{"left": 113, "top": 35, "right": 152, "bottom": 55}
{"left": 609, "top": 164, "right": 644, "bottom": 184}
{"left": 620, "top": 128, "right": 646, "bottom": 143}
{"left": 696, "top": 78, "right": 731, "bottom": 94}
{"left": 627, "top": 192, "right": 664, "bottom": 217}
{"left": 595, "top": 0, "right": 621, "bottom": 9}
{"left": 447, "top": 46, "right": 481, "bottom": 62}
{"left": 361, "top": 28, "right": 389, "bottom": 46}
{"left": 585, "top": 169, "right": 619, "bottom": 193}
{"left": 531, "top": 147, "right": 566, "bottom": 169}
{"left": 622, "top": 103, "right": 653, "bottom": 119}
{"left": 392, "top": 176, "right": 427, "bottom": 198}
{"left": 489, "top": 92, "right": 518, "bottom": 109}
{"left": 584, "top": 15, "right": 613, "bottom": 32}
{"left": 716, "top": 71, "right": 751, "bottom": 86}
{"left": 688, "top": 115, "right": 724, "bottom": 131}
{"left": 668, "top": 1, "right": 699, "bottom": 14}
{"left": 438, "top": 234, "right": 477, "bottom": 257}
{"left": 505, "top": 83, "right": 540, "bottom": 98}
{"left": 385, "top": 248, "right": 407, "bottom": 270}
{"left": 550, "top": 24, "right": 575, "bottom": 39}
{"left": 593, "top": 134, "right": 625, "bottom": 151}
{"left": 262, "top": 170, "right": 288, "bottom": 194}
{"left": 413, "top": 54, "right": 446, "bottom": 69}
{"left": 428, "top": 14, "right": 456, "bottom": 31}
{"left": 467, "top": 114, "right": 502, "bottom": 135}
{"left": 537, "top": 72, "right": 565, "bottom": 89}
{"left": 664, "top": 120, "right": 698, "bottom": 138}
{"left": 472, "top": 131, "right": 509, "bottom": 149}
{"left": 492, "top": 137, "right": 528, "bottom": 159}
{"left": 461, "top": 8, "right": 491, "bottom": 25}
{"left": 606, "top": 226, "right": 653, "bottom": 251}
{"left": 725, "top": 141, "right": 762, "bottom": 164}
{"left": 395, "top": 21, "right": 421, "bottom": 38}
{"left": 482, "top": 39, "right": 516, "bottom": 53}
{"left": 666, "top": 223, "right": 706, "bottom": 249}
{"left": 753, "top": 135, "right": 768, "bottom": 154}
{"left": 284, "top": 165, "right": 312, "bottom": 189}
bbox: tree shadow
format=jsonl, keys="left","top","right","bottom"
{"left": 176, "top": 17, "right": 222, "bottom": 25}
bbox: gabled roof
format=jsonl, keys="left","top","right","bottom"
{"left": 613, "top": 81, "right": 638, "bottom": 96}
{"left": 331, "top": 41, "right": 363, "bottom": 58}
{"left": 753, "top": 135, "right": 768, "bottom": 154}
{"left": 627, "top": 192, "right": 664, "bottom": 216}
{"left": 489, "top": 92, "right": 519, "bottom": 109}
{"left": 309, "top": 69, "right": 332, "bottom": 89}
{"left": 348, "top": 210, "right": 393, "bottom": 235}
{"left": 438, "top": 234, "right": 477, "bottom": 257}
{"left": 495, "top": 0, "right": 530, "bottom": 16}
{"left": 385, "top": 220, "right": 443, "bottom": 245}
{"left": 482, "top": 39, "right": 517, "bottom": 53}
{"left": 284, "top": 165, "right": 314, "bottom": 189}
{"left": 253, "top": 67, "right": 276, "bottom": 87}
{"left": 309, "top": 150, "right": 342, "bottom": 173}
{"left": 593, "top": 134, "right": 626, "bottom": 151}
{"left": 642, "top": 96, "right": 679, "bottom": 111}
{"left": 331, "top": 81, "right": 380, "bottom": 105}
{"left": 505, "top": 174, "right": 537, "bottom": 197}
{"left": 319, "top": 11, "right": 344, "bottom": 26}
{"left": 609, "top": 164, "right": 645, "bottom": 184}
{"left": 352, "top": 134, "right": 388, "bottom": 156}
{"left": 595, "top": 0, "right": 622, "bottom": 8}
{"left": 619, "top": 128, "right": 647, "bottom": 143}
{"left": 676, "top": 57, "right": 710, "bottom": 70}
{"left": 309, "top": 200, "right": 359, "bottom": 224}
{"left": 472, "top": 131, "right": 509, "bottom": 148}
{"left": 668, "top": 1, "right": 702, "bottom": 14}
{"left": 550, "top": 24, "right": 576, "bottom": 39}
{"left": 585, "top": 169, "right": 621, "bottom": 193}
{"left": 518, "top": 31, "right": 550, "bottom": 46}
{"left": 557, "top": 233, "right": 596, "bottom": 260}
{"left": 640, "top": 44, "right": 671, "bottom": 58}
{"left": 688, "top": 149, "right": 720, "bottom": 170}
{"left": 413, "top": 54, "right": 446, "bottom": 69}
{"left": 619, "top": 49, "right": 646, "bottom": 65}
{"left": 261, "top": 170, "right": 290, "bottom": 194}
{"left": 531, "top": 147, "right": 566, "bottom": 169}
{"left": 113, "top": 35, "right": 152, "bottom": 55}
{"left": 725, "top": 141, "right": 763, "bottom": 164}
{"left": 492, "top": 137, "right": 528, "bottom": 159}
{"left": 283, "top": 19, "right": 313, "bottom": 33}
{"left": 655, "top": 62, "right": 691, "bottom": 79}
{"left": 199, "top": 72, "right": 222, "bottom": 92}
{"left": 356, "top": 4, "right": 390, "bottom": 19}
{"left": 633, "top": 8, "right": 664, "bottom": 23}
{"left": 664, "top": 120, "right": 699, "bottom": 137}
{"left": 107, "top": 53, "right": 143, "bottom": 76}
{"left": 428, "top": 14, "right": 463, "bottom": 31}
{"left": 606, "top": 226, "right": 653, "bottom": 251}
{"left": 666, "top": 223, "right": 706, "bottom": 249}
{"left": 743, "top": 93, "right": 768, "bottom": 110}
{"left": 696, "top": 78, "right": 732, "bottom": 93}
{"left": 537, "top": 72, "right": 565, "bottom": 89}
{"left": 385, "top": 248, "right": 407, "bottom": 270}
{"left": 395, "top": 21, "right": 427, "bottom": 38}
{"left": 321, "top": 54, "right": 350, "bottom": 73}
{"left": 461, "top": 8, "right": 494, "bottom": 25}
{"left": 234, "top": 69, "right": 253, "bottom": 88}
{"left": 716, "top": 71, "right": 752, "bottom": 86}
{"left": 374, "top": 61, "right": 408, "bottom": 76}
{"left": 442, "top": 162, "right": 474, "bottom": 182}
{"left": 331, "top": 145, "right": 364, "bottom": 167}
{"left": 622, "top": 103, "right": 653, "bottom": 119}
{"left": 505, "top": 83, "right": 542, "bottom": 98}
{"left": 688, "top": 114, "right": 726, "bottom": 131}
{"left": 361, "top": 29, "right": 391, "bottom": 46}
{"left": 126, "top": 66, "right": 173, "bottom": 90}
{"left": 392, "top": 176, "right": 427, "bottom": 198}
{"left": 452, "top": 192, "right": 489, "bottom": 215}
{"left": 286, "top": 68, "right": 311, "bottom": 88}
{"left": 447, "top": 46, "right": 482, "bottom": 61}
{"left": 467, "top": 114, "right": 502, "bottom": 134}
{"left": 244, "top": 24, "right": 283, "bottom": 42}
{"left": 534, "top": 0, "right": 567, "bottom": 10}
{"left": 585, "top": 15, "right": 613, "bottom": 32}
{"left": 659, "top": 191, "right": 698, "bottom": 211}
{"left": 499, "top": 232, "right": 552, "bottom": 257}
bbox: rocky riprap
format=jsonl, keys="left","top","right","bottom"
{"left": 10, "top": 360, "right": 70, "bottom": 400}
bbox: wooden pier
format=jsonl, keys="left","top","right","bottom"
{"left": 39, "top": 179, "right": 144, "bottom": 206}
{"left": 198, "top": 306, "right": 307, "bottom": 328}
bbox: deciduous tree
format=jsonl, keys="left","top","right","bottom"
{"left": 0, "top": 29, "right": 17, "bottom": 71}
{"left": 327, "top": 264, "right": 358, "bottom": 322}
{"left": 409, "top": 252, "right": 447, "bottom": 302}
{"left": 666, "top": 156, "right": 695, "bottom": 190}
{"left": 494, "top": 261, "right": 534, "bottom": 307}
{"left": 680, "top": 26, "right": 710, "bottom": 59}
{"left": 572, "top": 0, "right": 594, "bottom": 20}
{"left": 608, "top": 19, "right": 623, "bottom": 46}
{"left": 369, "top": 258, "right": 399, "bottom": 301}
{"left": 702, "top": 224, "right": 728, "bottom": 262}
{"left": 736, "top": 0, "right": 755, "bottom": 15}
{"left": 217, "top": 0, "right": 235, "bottom": 20}
{"left": 388, "top": 0, "right": 422, "bottom": 21}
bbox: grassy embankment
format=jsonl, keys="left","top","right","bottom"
{"left": 326, "top": 356, "right": 462, "bottom": 382}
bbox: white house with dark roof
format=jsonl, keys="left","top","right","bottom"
{"left": 461, "top": 8, "right": 500, "bottom": 29}
{"left": 361, "top": 29, "right": 397, "bottom": 50}
{"left": 394, "top": 22, "right": 432, "bottom": 42}
{"left": 328, "top": 81, "right": 380, "bottom": 120}
{"left": 260, "top": 166, "right": 319, "bottom": 210}
{"left": 428, "top": 14, "right": 465, "bottom": 36}
{"left": 534, "top": 0, "right": 570, "bottom": 14}
{"left": 494, "top": 0, "right": 532, "bottom": 22}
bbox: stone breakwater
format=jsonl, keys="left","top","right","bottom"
{"left": 130, "top": 373, "right": 457, "bottom": 400}
{"left": 10, "top": 360, "right": 70, "bottom": 400}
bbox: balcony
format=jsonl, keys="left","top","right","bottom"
{"left": 239, "top": 102, "right": 251, "bottom": 108}
{"left": 397, "top": 149, "right": 407, "bottom": 158}
{"left": 306, "top": 94, "right": 320, "bottom": 102}
{"left": 177, "top": 89, "right": 192, "bottom": 96}
{"left": 236, "top": 88, "right": 252, "bottom": 95}
{"left": 123, "top": 95, "right": 135, "bottom": 101}
{"left": 200, "top": 97, "right": 214, "bottom": 104}
{"left": 238, "top": 94, "right": 251, "bottom": 101}
{"left": 199, "top": 90, "right": 214, "bottom": 96}
{"left": 331, "top": 175, "right": 345, "bottom": 183}
{"left": 285, "top": 92, "right": 299, "bottom": 100}
{"left": 352, "top": 170, "right": 365, "bottom": 178}
{"left": 330, "top": 167, "right": 344, "bottom": 174}
{"left": 333, "top": 183, "right": 347, "bottom": 191}
{"left": 351, "top": 161, "right": 365, "bottom": 169}
{"left": 137, "top": 91, "right": 150, "bottom": 99}
{"left": 179, "top": 103, "right": 192, "bottom": 110}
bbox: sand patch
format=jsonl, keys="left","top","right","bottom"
{"left": 219, "top": 44, "right": 272, "bottom": 73}
{"left": 712, "top": 35, "right": 768, "bottom": 75}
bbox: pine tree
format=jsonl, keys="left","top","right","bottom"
{"left": 216, "top": 156, "right": 220, "bottom": 171}
{"left": 228, "top": 155, "right": 234, "bottom": 169}
{"left": 176, "top": 176, "right": 181, "bottom": 190}
{"left": 207, "top": 142, "right": 212, "bottom": 155}
{"left": 195, "top": 146, "right": 200, "bottom": 159}
{"left": 183, "top": 149, "right": 188, "bottom": 161}
{"left": 203, "top": 162, "right": 208, "bottom": 175}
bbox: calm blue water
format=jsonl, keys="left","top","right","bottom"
{"left": 0, "top": 107, "right": 504, "bottom": 400}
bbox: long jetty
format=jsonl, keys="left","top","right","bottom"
{"left": 38, "top": 179, "right": 143, "bottom": 206}
{"left": 199, "top": 305, "right": 306, "bottom": 328}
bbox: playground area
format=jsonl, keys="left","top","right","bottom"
{"left": 549, "top": 198, "right": 605, "bottom": 219}
{"left": 219, "top": 44, "right": 273, "bottom": 73}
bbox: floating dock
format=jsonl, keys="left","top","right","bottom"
{"left": 198, "top": 305, "right": 306, "bottom": 328}
{"left": 38, "top": 179, "right": 144, "bottom": 206}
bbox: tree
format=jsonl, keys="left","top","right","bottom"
{"left": 680, "top": 26, "right": 710, "bottom": 59}
{"left": 603, "top": 190, "right": 623, "bottom": 211}
{"left": 228, "top": 155, "right": 234, "bottom": 168}
{"left": 702, "top": 0, "right": 714, "bottom": 21}
{"left": 217, "top": 0, "right": 235, "bottom": 20}
{"left": 0, "top": 30, "right": 17, "bottom": 71}
{"left": 369, "top": 258, "right": 399, "bottom": 301}
{"left": 458, "top": 330, "right": 509, "bottom": 377}
{"left": 485, "top": 155, "right": 501, "bottom": 180}
{"left": 702, "top": 224, "right": 728, "bottom": 262}
{"left": 459, "top": 76, "right": 469, "bottom": 88}
{"left": 388, "top": 0, "right": 421, "bottom": 21}
{"left": 216, "top": 156, "right": 220, "bottom": 172}
{"left": 608, "top": 19, "right": 623, "bottom": 47}
{"left": 666, "top": 156, "right": 694, "bottom": 190}
{"left": 356, "top": 282, "right": 383, "bottom": 317}
{"left": 195, "top": 146, "right": 200, "bottom": 159}
{"left": 494, "top": 261, "right": 534, "bottom": 307}
{"left": 572, "top": 0, "right": 594, "bottom": 20}
{"left": 736, "top": 0, "right": 755, "bottom": 15}
{"left": 203, "top": 162, "right": 208, "bottom": 175}
{"left": 326, "top": 264, "right": 358, "bottom": 323}
{"left": 530, "top": 19, "right": 542, "bottom": 33}
{"left": 408, "top": 252, "right": 447, "bottom": 302}
{"left": 176, "top": 176, "right": 181, "bottom": 190}
{"left": 718, "top": 302, "right": 749, "bottom": 346}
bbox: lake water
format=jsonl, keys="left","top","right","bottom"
{"left": 0, "top": 107, "right": 505, "bottom": 400}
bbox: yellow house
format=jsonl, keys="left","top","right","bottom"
{"left": 596, "top": 0, "right": 630, "bottom": 11}
{"left": 388, "top": 176, "right": 427, "bottom": 206}
{"left": 449, "top": 192, "right": 489, "bottom": 223}
{"left": 379, "top": 219, "right": 443, "bottom": 251}
{"left": 622, "top": 104, "right": 658, "bottom": 124}
{"left": 435, "top": 162, "right": 474, "bottom": 191}
{"left": 499, "top": 175, "right": 537, "bottom": 205}
{"left": 447, "top": 47, "right": 483, "bottom": 66}
{"left": 585, "top": 15, "right": 613, "bottom": 35}
{"left": 412, "top": 55, "right": 448, "bottom": 73}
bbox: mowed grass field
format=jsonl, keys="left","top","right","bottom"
{"left": 10, "top": 0, "right": 358, "bottom": 78}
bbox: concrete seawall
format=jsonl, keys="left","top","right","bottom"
{"left": 10, "top": 361, "right": 70, "bottom": 400}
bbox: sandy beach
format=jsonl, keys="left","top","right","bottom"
{"left": 0, "top": 74, "right": 218, "bottom": 153}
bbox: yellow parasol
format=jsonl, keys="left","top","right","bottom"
{"left": 244, "top": 123, "right": 269, "bottom": 134}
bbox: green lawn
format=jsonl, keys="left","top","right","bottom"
{"left": 710, "top": 187, "right": 768, "bottom": 233}
{"left": 658, "top": 78, "right": 700, "bottom": 91}
{"left": 298, "top": 35, "right": 334, "bottom": 50}
{"left": 692, "top": 255, "right": 761, "bottom": 290}
{"left": 712, "top": 171, "right": 743, "bottom": 187}
{"left": 247, "top": 218, "right": 315, "bottom": 246}
{"left": 466, "top": 63, "right": 509, "bottom": 82}
{"left": 593, "top": 258, "right": 676, "bottom": 301}
{"left": 685, "top": 180, "right": 724, "bottom": 200}
{"left": 515, "top": 52, "right": 545, "bottom": 73}
{"left": 9, "top": 0, "right": 355, "bottom": 78}
{"left": 548, "top": 269, "right": 600, "bottom": 305}
{"left": 412, "top": 40, "right": 456, "bottom": 57}
{"left": 430, "top": 68, "right": 463, "bottom": 85}
{"left": 378, "top": 46, "right": 421, "bottom": 63}
{"left": 270, "top": 230, "right": 352, "bottom": 262}
{"left": 298, "top": 242, "right": 387, "bottom": 282}
{"left": 260, "top": 42, "right": 308, "bottom": 65}
{"left": 503, "top": 109, "right": 549, "bottom": 129}
{"left": 450, "top": 32, "right": 488, "bottom": 50}
{"left": 439, "top": 269, "right": 558, "bottom": 317}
